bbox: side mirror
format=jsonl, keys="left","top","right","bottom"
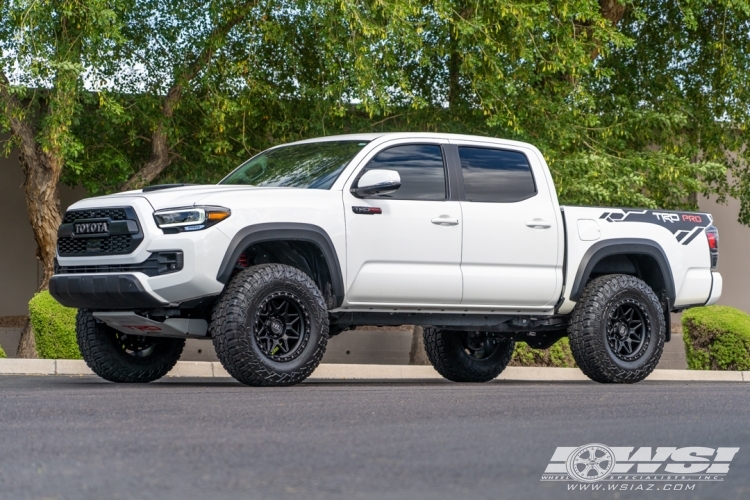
{"left": 351, "top": 169, "right": 401, "bottom": 198}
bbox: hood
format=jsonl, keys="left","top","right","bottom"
{"left": 82, "top": 184, "right": 269, "bottom": 211}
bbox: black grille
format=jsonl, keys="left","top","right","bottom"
{"left": 63, "top": 208, "right": 127, "bottom": 223}
{"left": 58, "top": 207, "right": 142, "bottom": 256}
{"left": 55, "top": 251, "right": 183, "bottom": 277}
{"left": 58, "top": 234, "right": 133, "bottom": 255}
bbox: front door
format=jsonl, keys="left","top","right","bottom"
{"left": 343, "top": 141, "right": 463, "bottom": 305}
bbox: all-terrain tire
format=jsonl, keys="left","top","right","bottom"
{"left": 211, "top": 264, "right": 329, "bottom": 387}
{"left": 76, "top": 310, "right": 185, "bottom": 383}
{"left": 423, "top": 328, "right": 515, "bottom": 382}
{"left": 568, "top": 274, "right": 665, "bottom": 384}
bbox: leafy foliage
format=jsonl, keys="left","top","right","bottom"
{"left": 3, "top": 1, "right": 750, "bottom": 216}
{"left": 510, "top": 337, "right": 576, "bottom": 368}
{"left": 29, "top": 291, "right": 81, "bottom": 360}
{"left": 682, "top": 305, "right": 750, "bottom": 371}
{"left": 0, "top": 0, "right": 123, "bottom": 164}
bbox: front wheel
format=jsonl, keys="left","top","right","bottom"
{"left": 568, "top": 274, "right": 665, "bottom": 383}
{"left": 423, "top": 328, "right": 515, "bottom": 382}
{"left": 77, "top": 311, "right": 185, "bottom": 383}
{"left": 211, "top": 264, "right": 329, "bottom": 387}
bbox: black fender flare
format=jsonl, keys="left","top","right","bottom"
{"left": 216, "top": 223, "right": 345, "bottom": 308}
{"left": 569, "top": 238, "right": 676, "bottom": 305}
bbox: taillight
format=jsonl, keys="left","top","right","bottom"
{"left": 705, "top": 226, "right": 719, "bottom": 269}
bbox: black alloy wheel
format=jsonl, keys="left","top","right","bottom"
{"left": 116, "top": 332, "right": 162, "bottom": 358}
{"left": 461, "top": 331, "right": 501, "bottom": 360}
{"left": 423, "top": 328, "right": 515, "bottom": 383}
{"left": 568, "top": 274, "right": 665, "bottom": 383}
{"left": 253, "top": 291, "right": 310, "bottom": 362}
{"left": 77, "top": 310, "right": 185, "bottom": 383}
{"left": 211, "top": 263, "right": 329, "bottom": 387}
{"left": 605, "top": 299, "right": 651, "bottom": 362}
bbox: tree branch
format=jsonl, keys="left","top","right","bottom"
{"left": 121, "top": 2, "right": 258, "bottom": 191}
{"left": 1, "top": 71, "right": 42, "bottom": 168}
{"left": 599, "top": 0, "right": 627, "bottom": 25}
{"left": 589, "top": 0, "right": 627, "bottom": 60}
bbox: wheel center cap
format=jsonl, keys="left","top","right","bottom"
{"left": 618, "top": 324, "right": 628, "bottom": 337}
{"left": 270, "top": 319, "right": 284, "bottom": 336}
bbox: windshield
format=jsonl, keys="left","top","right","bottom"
{"left": 220, "top": 140, "right": 368, "bottom": 189}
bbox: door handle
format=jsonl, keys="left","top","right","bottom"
{"left": 525, "top": 219, "right": 552, "bottom": 229}
{"left": 431, "top": 216, "right": 459, "bottom": 226}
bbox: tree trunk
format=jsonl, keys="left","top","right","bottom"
{"left": 14, "top": 145, "right": 64, "bottom": 358}
{"left": 120, "top": 124, "right": 172, "bottom": 191}
{"left": 599, "top": 0, "right": 626, "bottom": 25}
{"left": 408, "top": 326, "right": 430, "bottom": 365}
{"left": 588, "top": 1, "right": 627, "bottom": 60}
{"left": 448, "top": 4, "right": 473, "bottom": 108}
{"left": 2, "top": 74, "right": 65, "bottom": 358}
{"left": 16, "top": 319, "right": 37, "bottom": 359}
{"left": 448, "top": 40, "right": 463, "bottom": 109}
{"left": 21, "top": 152, "right": 64, "bottom": 291}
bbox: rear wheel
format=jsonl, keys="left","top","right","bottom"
{"left": 568, "top": 274, "right": 665, "bottom": 383}
{"left": 76, "top": 310, "right": 185, "bottom": 383}
{"left": 423, "top": 328, "right": 515, "bottom": 382}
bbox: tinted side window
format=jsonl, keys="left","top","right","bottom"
{"left": 458, "top": 147, "right": 536, "bottom": 203}
{"left": 361, "top": 144, "right": 446, "bottom": 200}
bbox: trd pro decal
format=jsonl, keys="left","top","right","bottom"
{"left": 599, "top": 209, "right": 712, "bottom": 245}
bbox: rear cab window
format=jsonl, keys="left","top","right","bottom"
{"left": 458, "top": 147, "right": 536, "bottom": 202}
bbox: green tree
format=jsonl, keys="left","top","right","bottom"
{"left": 1, "top": 0, "right": 425, "bottom": 356}
{"left": 360, "top": 0, "right": 733, "bottom": 210}
{"left": 66, "top": 0, "right": 431, "bottom": 193}
{"left": 72, "top": 0, "right": 739, "bottom": 211}
{"left": 601, "top": 0, "right": 749, "bottom": 217}
{"left": 0, "top": 0, "right": 123, "bottom": 356}
{"left": 3, "top": 0, "right": 749, "bottom": 358}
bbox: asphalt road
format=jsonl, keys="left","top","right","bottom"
{"left": 0, "top": 377, "right": 748, "bottom": 500}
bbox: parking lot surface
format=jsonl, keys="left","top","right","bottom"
{"left": 0, "top": 376, "right": 748, "bottom": 500}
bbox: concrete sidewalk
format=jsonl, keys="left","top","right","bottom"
{"left": 0, "top": 358, "right": 747, "bottom": 381}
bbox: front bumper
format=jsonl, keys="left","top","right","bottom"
{"left": 50, "top": 274, "right": 165, "bottom": 309}
{"left": 54, "top": 197, "right": 231, "bottom": 309}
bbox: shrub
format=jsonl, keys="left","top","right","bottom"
{"left": 28, "top": 291, "right": 81, "bottom": 359}
{"left": 0, "top": 344, "right": 5, "bottom": 358}
{"left": 682, "top": 305, "right": 750, "bottom": 371}
{"left": 510, "top": 337, "right": 576, "bottom": 367}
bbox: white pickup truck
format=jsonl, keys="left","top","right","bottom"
{"left": 50, "top": 133, "right": 722, "bottom": 386}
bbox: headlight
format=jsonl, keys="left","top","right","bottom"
{"left": 154, "top": 206, "right": 231, "bottom": 232}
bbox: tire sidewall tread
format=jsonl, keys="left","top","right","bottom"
{"left": 211, "top": 264, "right": 329, "bottom": 387}
{"left": 568, "top": 274, "right": 666, "bottom": 384}
{"left": 423, "top": 328, "right": 515, "bottom": 383}
{"left": 76, "top": 310, "right": 185, "bottom": 383}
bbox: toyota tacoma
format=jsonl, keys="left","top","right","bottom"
{"left": 50, "top": 133, "right": 722, "bottom": 385}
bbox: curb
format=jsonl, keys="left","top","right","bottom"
{"left": 0, "top": 359, "right": 748, "bottom": 381}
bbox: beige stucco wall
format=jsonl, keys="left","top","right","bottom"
{"left": 698, "top": 194, "right": 750, "bottom": 312}
{"left": 0, "top": 149, "right": 86, "bottom": 316}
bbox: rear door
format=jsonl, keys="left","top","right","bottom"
{"left": 450, "top": 141, "right": 563, "bottom": 308}
{"left": 343, "top": 140, "right": 463, "bottom": 305}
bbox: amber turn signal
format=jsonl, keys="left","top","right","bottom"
{"left": 207, "top": 210, "right": 231, "bottom": 221}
